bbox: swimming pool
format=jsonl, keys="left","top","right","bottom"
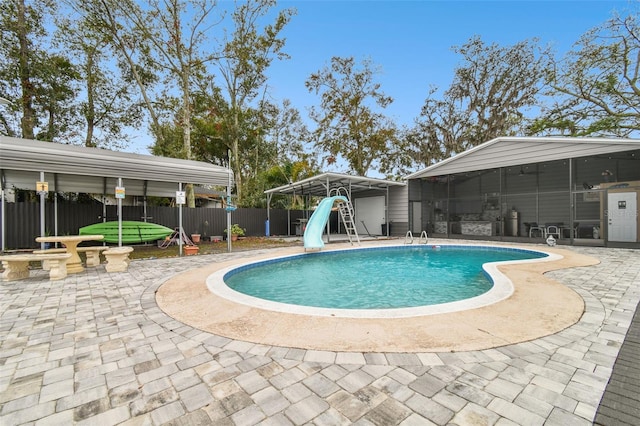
{"left": 207, "top": 245, "right": 557, "bottom": 318}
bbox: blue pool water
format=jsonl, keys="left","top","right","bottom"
{"left": 224, "top": 246, "right": 547, "bottom": 310}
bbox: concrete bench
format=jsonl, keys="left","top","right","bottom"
{"left": 103, "top": 247, "right": 134, "bottom": 272}
{"left": 0, "top": 253, "right": 72, "bottom": 281}
{"left": 78, "top": 246, "right": 109, "bottom": 267}
{"left": 33, "top": 248, "right": 67, "bottom": 254}
{"left": 33, "top": 248, "right": 66, "bottom": 270}
{"left": 34, "top": 246, "right": 108, "bottom": 269}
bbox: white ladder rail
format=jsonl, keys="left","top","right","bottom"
{"left": 405, "top": 230, "right": 428, "bottom": 244}
{"left": 404, "top": 231, "right": 414, "bottom": 244}
{"left": 330, "top": 187, "right": 360, "bottom": 245}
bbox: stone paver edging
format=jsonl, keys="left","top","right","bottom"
{"left": 156, "top": 243, "right": 599, "bottom": 352}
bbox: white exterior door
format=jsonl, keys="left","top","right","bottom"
{"left": 607, "top": 192, "right": 637, "bottom": 242}
{"left": 355, "top": 196, "right": 385, "bottom": 235}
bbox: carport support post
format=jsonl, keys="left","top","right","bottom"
{"left": 0, "top": 187, "right": 3, "bottom": 252}
{"left": 40, "top": 172, "right": 46, "bottom": 250}
{"left": 325, "top": 175, "right": 331, "bottom": 243}
{"left": 117, "top": 177, "right": 123, "bottom": 247}
{"left": 266, "top": 193, "right": 271, "bottom": 237}
{"left": 102, "top": 177, "right": 107, "bottom": 225}
{"left": 143, "top": 180, "right": 148, "bottom": 222}
{"left": 226, "top": 168, "right": 232, "bottom": 253}
{"left": 569, "top": 158, "right": 575, "bottom": 242}
{"left": 178, "top": 182, "right": 183, "bottom": 256}
{"left": 54, "top": 174, "right": 59, "bottom": 242}
{"left": 385, "top": 185, "right": 389, "bottom": 237}
{"left": 1, "top": 170, "right": 5, "bottom": 252}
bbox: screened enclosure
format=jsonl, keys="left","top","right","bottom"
{"left": 407, "top": 137, "right": 640, "bottom": 248}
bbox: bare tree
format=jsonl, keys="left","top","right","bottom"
{"left": 0, "top": 0, "right": 75, "bottom": 140}
{"left": 72, "top": 0, "right": 222, "bottom": 206}
{"left": 56, "top": 13, "right": 142, "bottom": 148}
{"left": 412, "top": 36, "right": 551, "bottom": 168}
{"left": 306, "top": 56, "right": 397, "bottom": 176}
{"left": 531, "top": 11, "right": 640, "bottom": 137}
{"left": 68, "top": 0, "right": 163, "bottom": 144}
{"left": 215, "top": 0, "right": 294, "bottom": 203}
{"left": 262, "top": 98, "right": 310, "bottom": 163}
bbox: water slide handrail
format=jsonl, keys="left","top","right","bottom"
{"left": 329, "top": 187, "right": 349, "bottom": 198}
{"left": 303, "top": 195, "right": 347, "bottom": 250}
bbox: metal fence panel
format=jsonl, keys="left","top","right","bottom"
{"left": 2, "top": 203, "right": 317, "bottom": 249}
{"left": 6, "top": 202, "right": 41, "bottom": 249}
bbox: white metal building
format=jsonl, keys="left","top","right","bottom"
{"left": 0, "top": 136, "right": 233, "bottom": 250}
{"left": 406, "top": 137, "right": 640, "bottom": 248}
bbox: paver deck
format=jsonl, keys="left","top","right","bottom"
{"left": 0, "top": 240, "right": 638, "bottom": 425}
{"left": 594, "top": 299, "right": 640, "bottom": 425}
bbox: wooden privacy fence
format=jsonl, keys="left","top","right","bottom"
{"left": 3, "top": 203, "right": 341, "bottom": 250}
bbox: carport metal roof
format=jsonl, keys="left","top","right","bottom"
{"left": 264, "top": 172, "right": 405, "bottom": 198}
{"left": 406, "top": 136, "right": 640, "bottom": 179}
{"left": 0, "top": 136, "right": 232, "bottom": 197}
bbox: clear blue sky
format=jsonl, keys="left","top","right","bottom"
{"left": 125, "top": 0, "right": 633, "bottom": 154}
{"left": 266, "top": 0, "right": 632, "bottom": 125}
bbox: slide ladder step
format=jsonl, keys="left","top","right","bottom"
{"left": 330, "top": 187, "right": 360, "bottom": 246}
{"left": 337, "top": 200, "right": 360, "bottom": 246}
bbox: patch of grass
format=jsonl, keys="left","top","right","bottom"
{"left": 127, "top": 236, "right": 301, "bottom": 260}
{"left": 0, "top": 237, "right": 302, "bottom": 271}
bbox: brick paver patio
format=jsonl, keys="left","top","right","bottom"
{"left": 0, "top": 241, "right": 638, "bottom": 425}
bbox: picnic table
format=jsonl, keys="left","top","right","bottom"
{"left": 35, "top": 235, "right": 104, "bottom": 273}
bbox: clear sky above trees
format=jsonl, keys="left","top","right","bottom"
{"left": 1, "top": 0, "right": 638, "bottom": 205}
{"left": 109, "top": 0, "right": 633, "bottom": 171}
{"left": 260, "top": 0, "right": 631, "bottom": 147}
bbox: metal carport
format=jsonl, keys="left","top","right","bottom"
{"left": 264, "top": 172, "right": 406, "bottom": 238}
{"left": 0, "top": 136, "right": 234, "bottom": 252}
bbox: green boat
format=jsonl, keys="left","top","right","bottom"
{"left": 79, "top": 221, "right": 173, "bottom": 244}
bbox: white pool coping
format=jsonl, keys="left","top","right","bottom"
{"left": 206, "top": 244, "right": 561, "bottom": 319}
